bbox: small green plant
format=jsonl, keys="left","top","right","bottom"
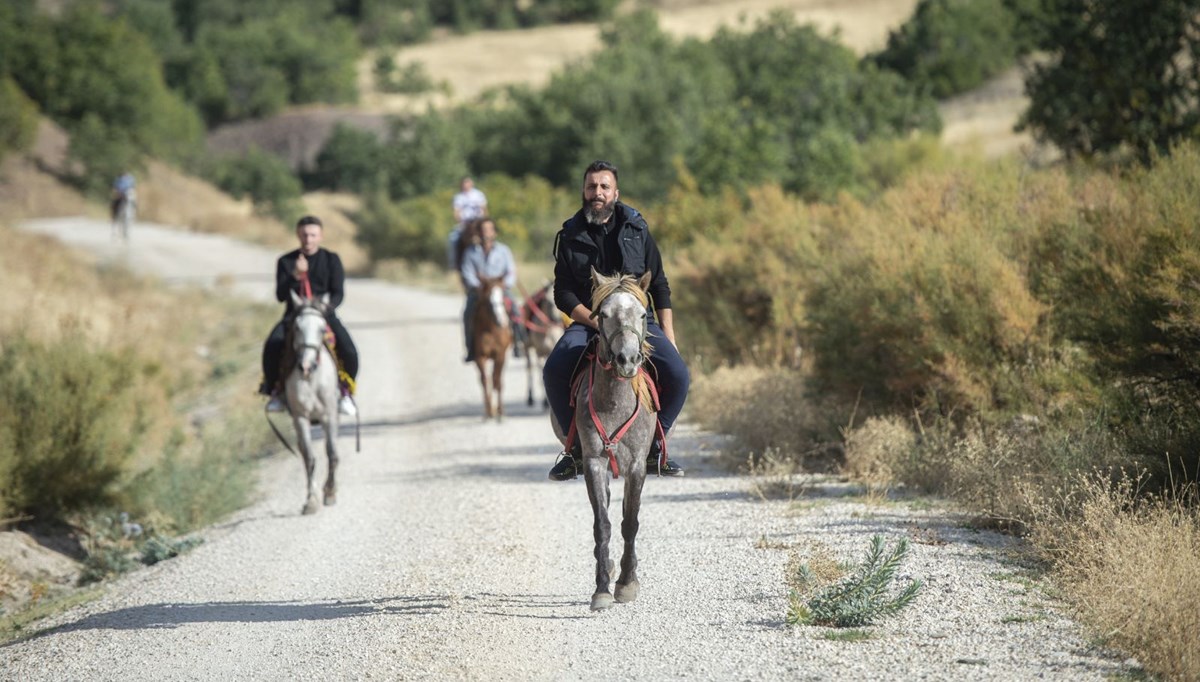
{"left": 787, "top": 535, "right": 922, "bottom": 627}
{"left": 139, "top": 535, "right": 204, "bottom": 566}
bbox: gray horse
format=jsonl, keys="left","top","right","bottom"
{"left": 285, "top": 290, "right": 341, "bottom": 515}
{"left": 522, "top": 282, "right": 564, "bottom": 408}
{"left": 576, "top": 269, "right": 658, "bottom": 611}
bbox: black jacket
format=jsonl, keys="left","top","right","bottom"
{"left": 276, "top": 248, "right": 345, "bottom": 315}
{"left": 552, "top": 202, "right": 672, "bottom": 317}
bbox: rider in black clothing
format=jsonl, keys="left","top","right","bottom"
{"left": 259, "top": 215, "right": 359, "bottom": 416}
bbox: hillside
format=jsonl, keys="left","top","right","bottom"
{"left": 208, "top": 0, "right": 1032, "bottom": 171}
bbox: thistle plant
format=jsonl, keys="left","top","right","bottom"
{"left": 787, "top": 535, "right": 922, "bottom": 627}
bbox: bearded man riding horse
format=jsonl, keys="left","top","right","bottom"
{"left": 544, "top": 160, "right": 689, "bottom": 479}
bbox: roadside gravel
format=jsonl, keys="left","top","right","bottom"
{"left": 2, "top": 218, "right": 1132, "bottom": 681}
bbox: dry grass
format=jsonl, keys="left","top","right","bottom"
{"left": 842, "top": 415, "right": 916, "bottom": 495}
{"left": 690, "top": 365, "right": 842, "bottom": 465}
{"left": 1031, "top": 476, "right": 1200, "bottom": 681}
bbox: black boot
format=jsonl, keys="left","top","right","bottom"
{"left": 647, "top": 439, "right": 685, "bottom": 477}
{"left": 548, "top": 442, "right": 582, "bottom": 481}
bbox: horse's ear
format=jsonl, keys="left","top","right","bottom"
{"left": 590, "top": 266, "right": 603, "bottom": 286}
{"left": 638, "top": 271, "right": 652, "bottom": 291}
{"left": 289, "top": 289, "right": 304, "bottom": 308}
{"left": 320, "top": 293, "right": 331, "bottom": 306}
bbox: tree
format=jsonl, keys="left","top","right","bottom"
{"left": 871, "top": 0, "right": 1020, "bottom": 99}
{"left": 1019, "top": 0, "right": 1200, "bottom": 161}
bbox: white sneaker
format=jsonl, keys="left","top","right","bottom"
{"left": 338, "top": 395, "right": 357, "bottom": 417}
{"left": 266, "top": 395, "right": 286, "bottom": 413}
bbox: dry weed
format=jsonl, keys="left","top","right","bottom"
{"left": 842, "top": 415, "right": 916, "bottom": 495}
{"left": 1030, "top": 475, "right": 1200, "bottom": 681}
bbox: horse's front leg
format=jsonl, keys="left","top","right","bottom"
{"left": 293, "top": 417, "right": 321, "bottom": 515}
{"left": 475, "top": 358, "right": 492, "bottom": 419}
{"left": 323, "top": 416, "right": 339, "bottom": 506}
{"left": 525, "top": 344, "right": 535, "bottom": 407}
{"left": 615, "top": 459, "right": 646, "bottom": 603}
{"left": 584, "top": 455, "right": 614, "bottom": 611}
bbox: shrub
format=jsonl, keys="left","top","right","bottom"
{"left": 202, "top": 149, "right": 304, "bottom": 223}
{"left": 0, "top": 336, "right": 153, "bottom": 519}
{"left": 787, "top": 535, "right": 922, "bottom": 627}
{"left": 0, "top": 76, "right": 38, "bottom": 162}
{"left": 1030, "top": 474, "right": 1200, "bottom": 681}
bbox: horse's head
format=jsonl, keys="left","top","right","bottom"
{"left": 289, "top": 290, "right": 331, "bottom": 378}
{"left": 476, "top": 276, "right": 510, "bottom": 328}
{"left": 590, "top": 268, "right": 652, "bottom": 379}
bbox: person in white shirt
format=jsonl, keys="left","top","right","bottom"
{"left": 448, "top": 176, "right": 488, "bottom": 270}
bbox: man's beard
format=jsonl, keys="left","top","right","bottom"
{"left": 582, "top": 194, "right": 615, "bottom": 225}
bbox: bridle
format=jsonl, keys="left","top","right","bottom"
{"left": 593, "top": 309, "right": 648, "bottom": 372}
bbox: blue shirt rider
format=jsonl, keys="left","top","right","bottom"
{"left": 460, "top": 217, "right": 518, "bottom": 362}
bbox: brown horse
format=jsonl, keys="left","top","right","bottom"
{"left": 472, "top": 276, "right": 513, "bottom": 420}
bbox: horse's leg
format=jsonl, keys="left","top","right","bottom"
{"left": 323, "top": 415, "right": 339, "bottom": 506}
{"left": 525, "top": 344, "right": 535, "bottom": 407}
{"left": 585, "top": 456, "right": 615, "bottom": 611}
{"left": 493, "top": 352, "right": 505, "bottom": 421}
{"left": 615, "top": 465, "right": 646, "bottom": 603}
{"left": 476, "top": 357, "right": 492, "bottom": 419}
{"left": 294, "top": 416, "right": 321, "bottom": 515}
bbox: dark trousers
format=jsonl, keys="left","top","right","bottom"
{"left": 542, "top": 322, "right": 690, "bottom": 446}
{"left": 261, "top": 315, "right": 358, "bottom": 392}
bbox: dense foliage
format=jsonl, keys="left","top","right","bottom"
{"left": 870, "top": 0, "right": 1021, "bottom": 99}
{"left": 0, "top": 1, "right": 204, "bottom": 192}
{"left": 313, "top": 10, "right": 941, "bottom": 211}
{"left": 1020, "top": 0, "right": 1200, "bottom": 161}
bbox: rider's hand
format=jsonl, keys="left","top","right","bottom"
{"left": 295, "top": 253, "right": 309, "bottom": 275}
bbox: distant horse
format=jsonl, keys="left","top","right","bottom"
{"left": 521, "top": 282, "right": 564, "bottom": 408}
{"left": 284, "top": 290, "right": 341, "bottom": 515}
{"left": 472, "top": 276, "right": 513, "bottom": 420}
{"left": 112, "top": 189, "right": 136, "bottom": 241}
{"left": 575, "top": 268, "right": 658, "bottom": 611}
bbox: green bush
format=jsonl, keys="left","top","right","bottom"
{"left": 0, "top": 336, "right": 153, "bottom": 519}
{"left": 310, "top": 123, "right": 388, "bottom": 193}
{"left": 871, "top": 0, "right": 1020, "bottom": 99}
{"left": 788, "top": 536, "right": 922, "bottom": 627}
{"left": 0, "top": 76, "right": 38, "bottom": 162}
{"left": 354, "top": 172, "right": 572, "bottom": 264}
{"left": 202, "top": 149, "right": 304, "bottom": 223}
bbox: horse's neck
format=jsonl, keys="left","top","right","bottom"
{"left": 587, "top": 362, "right": 637, "bottom": 412}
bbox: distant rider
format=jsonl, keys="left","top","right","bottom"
{"left": 447, "top": 176, "right": 489, "bottom": 270}
{"left": 460, "top": 217, "right": 518, "bottom": 362}
{"left": 259, "top": 215, "right": 359, "bottom": 416}
{"left": 111, "top": 171, "right": 136, "bottom": 221}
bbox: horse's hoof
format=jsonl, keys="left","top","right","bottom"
{"left": 590, "top": 593, "right": 614, "bottom": 611}
{"left": 302, "top": 501, "right": 320, "bottom": 515}
{"left": 324, "top": 493, "right": 337, "bottom": 506}
{"left": 527, "top": 397, "right": 534, "bottom": 407}
{"left": 615, "top": 580, "right": 640, "bottom": 603}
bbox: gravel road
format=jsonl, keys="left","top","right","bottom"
{"left": 3, "top": 218, "right": 1132, "bottom": 680}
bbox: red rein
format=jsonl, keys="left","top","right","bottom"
{"left": 566, "top": 352, "right": 667, "bottom": 478}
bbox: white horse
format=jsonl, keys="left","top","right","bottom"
{"left": 285, "top": 290, "right": 341, "bottom": 515}
{"left": 521, "top": 282, "right": 564, "bottom": 408}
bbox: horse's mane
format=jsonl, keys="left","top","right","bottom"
{"left": 591, "top": 274, "right": 656, "bottom": 412}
